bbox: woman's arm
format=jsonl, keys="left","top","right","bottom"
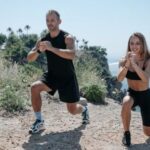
{"left": 117, "top": 57, "right": 130, "bottom": 82}
{"left": 131, "top": 59, "right": 150, "bottom": 83}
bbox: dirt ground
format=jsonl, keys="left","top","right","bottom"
{"left": 0, "top": 98, "right": 150, "bottom": 150}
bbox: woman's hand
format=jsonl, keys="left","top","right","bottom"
{"left": 125, "top": 52, "right": 132, "bottom": 67}
{"left": 129, "top": 52, "right": 137, "bottom": 67}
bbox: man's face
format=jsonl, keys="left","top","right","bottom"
{"left": 46, "top": 13, "right": 61, "bottom": 31}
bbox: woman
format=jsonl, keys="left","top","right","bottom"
{"left": 117, "top": 32, "right": 150, "bottom": 147}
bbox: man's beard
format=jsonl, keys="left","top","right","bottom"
{"left": 48, "top": 26, "right": 57, "bottom": 32}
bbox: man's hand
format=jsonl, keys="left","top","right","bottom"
{"left": 39, "top": 41, "right": 52, "bottom": 52}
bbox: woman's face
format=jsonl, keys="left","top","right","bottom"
{"left": 129, "top": 36, "right": 142, "bottom": 55}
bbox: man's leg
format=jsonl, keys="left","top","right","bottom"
{"left": 143, "top": 126, "right": 150, "bottom": 136}
{"left": 31, "top": 81, "right": 50, "bottom": 112}
{"left": 29, "top": 80, "right": 51, "bottom": 134}
{"left": 67, "top": 103, "right": 83, "bottom": 115}
{"left": 121, "top": 96, "right": 134, "bottom": 146}
{"left": 66, "top": 103, "right": 89, "bottom": 124}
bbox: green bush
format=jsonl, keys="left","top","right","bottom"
{"left": 0, "top": 60, "right": 27, "bottom": 112}
{"left": 0, "top": 85, "right": 26, "bottom": 112}
{"left": 0, "top": 58, "right": 43, "bottom": 112}
{"left": 74, "top": 51, "right": 107, "bottom": 104}
{"left": 81, "top": 84, "right": 107, "bottom": 104}
{"left": 20, "top": 63, "right": 42, "bottom": 84}
{"left": 74, "top": 53, "right": 102, "bottom": 87}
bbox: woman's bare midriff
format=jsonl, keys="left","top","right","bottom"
{"left": 127, "top": 79, "right": 149, "bottom": 91}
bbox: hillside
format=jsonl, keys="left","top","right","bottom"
{"left": 0, "top": 97, "right": 150, "bottom": 150}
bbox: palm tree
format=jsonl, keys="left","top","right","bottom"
{"left": 40, "top": 29, "right": 48, "bottom": 38}
{"left": 7, "top": 27, "right": 12, "bottom": 34}
{"left": 24, "top": 25, "right": 30, "bottom": 34}
{"left": 17, "top": 28, "right": 23, "bottom": 36}
{"left": 75, "top": 38, "right": 79, "bottom": 50}
{"left": 82, "top": 39, "right": 88, "bottom": 50}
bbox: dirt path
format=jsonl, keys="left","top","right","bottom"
{"left": 0, "top": 98, "right": 150, "bottom": 150}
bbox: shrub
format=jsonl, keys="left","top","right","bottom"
{"left": 81, "top": 84, "right": 107, "bottom": 104}
{"left": 0, "top": 59, "right": 42, "bottom": 112}
{"left": 0, "top": 85, "right": 26, "bottom": 112}
{"left": 74, "top": 51, "right": 107, "bottom": 104}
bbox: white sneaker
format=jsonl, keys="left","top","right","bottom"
{"left": 29, "top": 119, "right": 45, "bottom": 134}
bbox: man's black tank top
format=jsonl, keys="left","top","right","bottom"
{"left": 41, "top": 30, "right": 75, "bottom": 79}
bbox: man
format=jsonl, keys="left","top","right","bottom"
{"left": 27, "top": 10, "right": 89, "bottom": 134}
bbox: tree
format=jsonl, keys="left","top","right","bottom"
{"left": 23, "top": 34, "right": 38, "bottom": 49}
{"left": 79, "top": 39, "right": 88, "bottom": 50}
{"left": 40, "top": 29, "right": 48, "bottom": 38}
{"left": 0, "top": 33, "right": 7, "bottom": 48}
{"left": 7, "top": 27, "right": 14, "bottom": 35}
{"left": 74, "top": 37, "right": 79, "bottom": 50}
{"left": 5, "top": 34, "right": 19, "bottom": 48}
{"left": 17, "top": 28, "right": 23, "bottom": 36}
{"left": 7, "top": 27, "right": 12, "bottom": 33}
{"left": 24, "top": 25, "right": 30, "bottom": 34}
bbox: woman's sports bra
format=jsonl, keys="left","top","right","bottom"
{"left": 126, "top": 65, "right": 145, "bottom": 80}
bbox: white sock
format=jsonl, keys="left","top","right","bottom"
{"left": 34, "top": 112, "right": 43, "bottom": 121}
{"left": 82, "top": 106, "right": 86, "bottom": 113}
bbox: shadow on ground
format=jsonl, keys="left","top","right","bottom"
{"left": 22, "top": 124, "right": 87, "bottom": 150}
{"left": 126, "top": 137, "right": 150, "bottom": 150}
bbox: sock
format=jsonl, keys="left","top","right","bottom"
{"left": 82, "top": 106, "right": 86, "bottom": 113}
{"left": 124, "top": 131, "right": 130, "bottom": 135}
{"left": 34, "top": 112, "right": 43, "bottom": 121}
{"left": 125, "top": 131, "right": 130, "bottom": 133}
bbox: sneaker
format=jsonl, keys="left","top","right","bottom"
{"left": 29, "top": 119, "right": 45, "bottom": 134}
{"left": 78, "top": 97, "right": 88, "bottom": 106}
{"left": 122, "top": 131, "right": 131, "bottom": 147}
{"left": 82, "top": 106, "right": 90, "bottom": 124}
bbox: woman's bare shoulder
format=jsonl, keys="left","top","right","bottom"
{"left": 145, "top": 58, "right": 150, "bottom": 67}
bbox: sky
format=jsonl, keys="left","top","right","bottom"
{"left": 0, "top": 0, "right": 150, "bottom": 62}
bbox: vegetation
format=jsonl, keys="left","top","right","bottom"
{"left": 0, "top": 27, "right": 123, "bottom": 112}
{"left": 0, "top": 57, "right": 42, "bottom": 112}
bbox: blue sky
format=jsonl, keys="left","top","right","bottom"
{"left": 0, "top": 0, "right": 150, "bottom": 62}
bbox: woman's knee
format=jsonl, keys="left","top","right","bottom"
{"left": 122, "top": 96, "right": 133, "bottom": 109}
{"left": 121, "top": 96, "right": 133, "bottom": 117}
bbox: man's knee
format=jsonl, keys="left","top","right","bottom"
{"left": 144, "top": 127, "right": 150, "bottom": 136}
{"left": 31, "top": 81, "right": 43, "bottom": 93}
{"left": 67, "top": 103, "right": 77, "bottom": 115}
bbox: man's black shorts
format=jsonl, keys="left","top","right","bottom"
{"left": 40, "top": 72, "right": 80, "bottom": 103}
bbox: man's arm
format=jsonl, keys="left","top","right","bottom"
{"left": 27, "top": 41, "right": 42, "bottom": 62}
{"left": 39, "top": 35, "right": 76, "bottom": 60}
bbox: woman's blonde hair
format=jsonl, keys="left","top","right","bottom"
{"left": 126, "top": 32, "right": 150, "bottom": 61}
